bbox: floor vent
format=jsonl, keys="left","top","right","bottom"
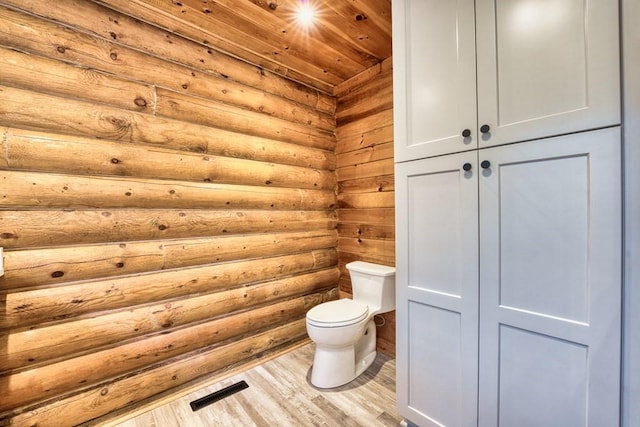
{"left": 189, "top": 380, "right": 249, "bottom": 412}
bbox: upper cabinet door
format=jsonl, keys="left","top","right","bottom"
{"left": 475, "top": 0, "right": 621, "bottom": 148}
{"left": 393, "top": 0, "right": 477, "bottom": 162}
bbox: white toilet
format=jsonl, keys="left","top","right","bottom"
{"left": 305, "top": 261, "right": 395, "bottom": 388}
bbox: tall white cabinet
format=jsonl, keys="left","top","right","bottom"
{"left": 393, "top": 1, "right": 622, "bottom": 426}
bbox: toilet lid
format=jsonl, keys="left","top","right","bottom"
{"left": 306, "top": 299, "right": 368, "bottom": 327}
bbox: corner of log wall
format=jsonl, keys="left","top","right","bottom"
{"left": 0, "top": 0, "right": 341, "bottom": 424}
{"left": 335, "top": 60, "right": 396, "bottom": 358}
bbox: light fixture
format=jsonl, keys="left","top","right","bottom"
{"left": 296, "top": 0, "right": 316, "bottom": 27}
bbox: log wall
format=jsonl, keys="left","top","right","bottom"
{"left": 0, "top": 1, "right": 338, "bottom": 425}
{"left": 334, "top": 59, "right": 395, "bottom": 356}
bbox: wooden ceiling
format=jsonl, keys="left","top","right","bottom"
{"left": 98, "top": 0, "right": 393, "bottom": 94}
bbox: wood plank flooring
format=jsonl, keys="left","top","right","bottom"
{"left": 114, "top": 343, "right": 402, "bottom": 426}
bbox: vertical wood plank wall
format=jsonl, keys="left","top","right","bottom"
{"left": 0, "top": 1, "right": 339, "bottom": 425}
{"left": 334, "top": 59, "right": 395, "bottom": 356}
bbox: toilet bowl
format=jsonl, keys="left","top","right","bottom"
{"left": 306, "top": 261, "right": 395, "bottom": 388}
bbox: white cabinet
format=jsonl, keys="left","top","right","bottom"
{"left": 396, "top": 128, "right": 621, "bottom": 427}
{"left": 393, "top": 1, "right": 623, "bottom": 424}
{"left": 395, "top": 151, "right": 479, "bottom": 426}
{"left": 393, "top": 0, "right": 620, "bottom": 163}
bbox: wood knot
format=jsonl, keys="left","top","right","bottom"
{"left": 56, "top": 45, "right": 67, "bottom": 54}
{"left": 51, "top": 271, "right": 65, "bottom": 278}
{"left": 134, "top": 97, "right": 147, "bottom": 107}
{"left": 109, "top": 31, "right": 117, "bottom": 40}
{"left": 355, "top": 13, "right": 366, "bottom": 21}
{"left": 115, "top": 262, "right": 125, "bottom": 268}
{"left": 158, "top": 224, "right": 168, "bottom": 230}
{"left": 111, "top": 158, "right": 120, "bottom": 164}
{"left": 100, "top": 388, "right": 109, "bottom": 396}
{"left": 110, "top": 52, "right": 118, "bottom": 61}
{"left": 268, "top": 2, "right": 277, "bottom": 10}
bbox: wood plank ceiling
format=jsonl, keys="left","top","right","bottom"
{"left": 96, "top": 0, "right": 393, "bottom": 94}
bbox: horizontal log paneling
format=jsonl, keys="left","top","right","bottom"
{"left": 1, "top": 230, "right": 337, "bottom": 290}
{"left": 335, "top": 62, "right": 395, "bottom": 356}
{"left": 336, "top": 124, "right": 394, "bottom": 155}
{"left": 333, "top": 58, "right": 393, "bottom": 98}
{"left": 96, "top": 0, "right": 340, "bottom": 93}
{"left": 1, "top": 240, "right": 165, "bottom": 290}
{"left": 337, "top": 192, "right": 395, "bottom": 209}
{"left": 336, "top": 142, "right": 394, "bottom": 169}
{"left": 0, "top": 209, "right": 337, "bottom": 249}
{"left": 0, "top": 3, "right": 336, "bottom": 120}
{"left": 337, "top": 157, "right": 394, "bottom": 182}
{"left": 337, "top": 208, "right": 395, "bottom": 224}
{"left": 0, "top": 85, "right": 336, "bottom": 170}
{"left": 2, "top": 321, "right": 310, "bottom": 427}
{"left": 0, "top": 292, "right": 332, "bottom": 412}
{"left": 338, "top": 237, "right": 395, "bottom": 264}
{"left": 154, "top": 88, "right": 336, "bottom": 150}
{"left": 0, "top": 47, "right": 155, "bottom": 114}
{"left": 0, "top": 0, "right": 337, "bottom": 112}
{"left": 2, "top": 249, "right": 337, "bottom": 328}
{"left": 336, "top": 223, "right": 395, "bottom": 241}
{"left": 0, "top": 271, "right": 339, "bottom": 374}
{"left": 3, "top": 128, "right": 336, "bottom": 190}
{"left": 0, "top": 0, "right": 341, "bottom": 423}
{"left": 1, "top": 170, "right": 335, "bottom": 210}
{"left": 337, "top": 174, "right": 395, "bottom": 194}
{"left": 335, "top": 109, "right": 394, "bottom": 142}
{"left": 336, "top": 71, "right": 394, "bottom": 126}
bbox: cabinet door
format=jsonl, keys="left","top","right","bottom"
{"left": 478, "top": 128, "right": 621, "bottom": 426}
{"left": 392, "top": 0, "right": 477, "bottom": 162}
{"left": 476, "top": 0, "right": 620, "bottom": 148}
{"left": 396, "top": 152, "right": 479, "bottom": 427}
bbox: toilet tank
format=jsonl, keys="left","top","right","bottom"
{"left": 346, "top": 261, "right": 396, "bottom": 314}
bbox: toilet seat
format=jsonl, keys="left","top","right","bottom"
{"left": 306, "top": 299, "right": 369, "bottom": 328}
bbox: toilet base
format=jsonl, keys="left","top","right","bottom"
{"left": 310, "top": 320, "right": 377, "bottom": 389}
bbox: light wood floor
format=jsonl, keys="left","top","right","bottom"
{"left": 114, "top": 343, "right": 402, "bottom": 426}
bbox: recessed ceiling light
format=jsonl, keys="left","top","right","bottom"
{"left": 296, "top": 1, "right": 316, "bottom": 27}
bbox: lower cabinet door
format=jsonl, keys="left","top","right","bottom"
{"left": 395, "top": 151, "right": 479, "bottom": 427}
{"left": 478, "top": 127, "right": 622, "bottom": 426}
{"left": 396, "top": 127, "right": 621, "bottom": 427}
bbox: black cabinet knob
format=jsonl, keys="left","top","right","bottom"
{"left": 480, "top": 124, "right": 490, "bottom": 134}
{"left": 481, "top": 160, "right": 491, "bottom": 169}
{"left": 462, "top": 129, "right": 471, "bottom": 138}
{"left": 463, "top": 162, "right": 472, "bottom": 171}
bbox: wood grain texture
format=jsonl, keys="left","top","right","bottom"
{"left": 1, "top": 230, "right": 337, "bottom": 290}
{"left": 1, "top": 321, "right": 310, "bottom": 426}
{"left": 0, "top": 209, "right": 337, "bottom": 249}
{"left": 334, "top": 61, "right": 395, "bottom": 356}
{"left": 2, "top": 249, "right": 338, "bottom": 328}
{"left": 109, "top": 342, "right": 401, "bottom": 427}
{"left": 0, "top": 274, "right": 339, "bottom": 374}
{"left": 3, "top": 128, "right": 336, "bottom": 190}
{"left": 0, "top": 0, "right": 396, "bottom": 423}
{"left": 0, "top": 294, "right": 337, "bottom": 412}
{"left": 0, "top": 1, "right": 336, "bottom": 114}
{"left": 0, "top": 0, "right": 344, "bottom": 423}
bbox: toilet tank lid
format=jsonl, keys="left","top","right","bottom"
{"left": 346, "top": 261, "right": 395, "bottom": 277}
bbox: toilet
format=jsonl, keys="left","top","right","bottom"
{"left": 305, "top": 261, "right": 395, "bottom": 388}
